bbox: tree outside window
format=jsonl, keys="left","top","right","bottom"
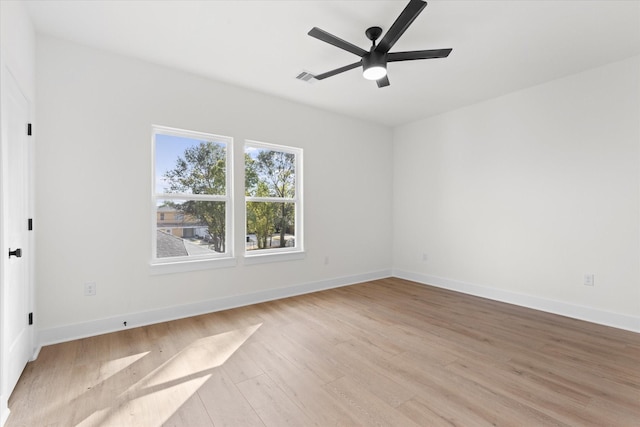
{"left": 153, "top": 126, "right": 231, "bottom": 260}
{"left": 245, "top": 142, "right": 302, "bottom": 253}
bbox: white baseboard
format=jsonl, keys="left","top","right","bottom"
{"left": 37, "top": 270, "right": 392, "bottom": 349}
{"left": 393, "top": 269, "right": 640, "bottom": 333}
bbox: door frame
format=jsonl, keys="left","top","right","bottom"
{"left": 0, "top": 65, "right": 35, "bottom": 427}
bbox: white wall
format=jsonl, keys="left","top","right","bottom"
{"left": 34, "top": 32, "right": 640, "bottom": 346}
{"left": 393, "top": 55, "right": 640, "bottom": 331}
{"left": 35, "top": 36, "right": 393, "bottom": 344}
{"left": 0, "top": 1, "right": 37, "bottom": 423}
{"left": 0, "top": 3, "right": 36, "bottom": 99}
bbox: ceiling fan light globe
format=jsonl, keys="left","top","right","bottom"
{"left": 363, "top": 66, "right": 387, "bottom": 80}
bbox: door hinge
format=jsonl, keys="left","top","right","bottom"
{"left": 27, "top": 123, "right": 32, "bottom": 136}
{"left": 28, "top": 312, "right": 33, "bottom": 325}
{"left": 28, "top": 218, "right": 33, "bottom": 231}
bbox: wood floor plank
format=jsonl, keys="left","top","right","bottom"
{"left": 157, "top": 392, "right": 212, "bottom": 427}
{"left": 6, "top": 278, "right": 640, "bottom": 426}
{"left": 196, "top": 369, "right": 265, "bottom": 427}
{"left": 393, "top": 353, "right": 572, "bottom": 427}
{"left": 330, "top": 340, "right": 416, "bottom": 408}
{"left": 221, "top": 346, "right": 264, "bottom": 384}
{"left": 255, "top": 325, "right": 346, "bottom": 385}
{"left": 287, "top": 297, "right": 357, "bottom": 345}
{"left": 243, "top": 339, "right": 360, "bottom": 426}
{"left": 236, "top": 374, "right": 316, "bottom": 427}
{"left": 322, "top": 375, "right": 422, "bottom": 427}
{"left": 445, "top": 358, "right": 618, "bottom": 426}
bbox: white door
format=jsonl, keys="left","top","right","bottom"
{"left": 2, "top": 70, "right": 32, "bottom": 400}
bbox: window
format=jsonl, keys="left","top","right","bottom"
{"left": 245, "top": 141, "right": 303, "bottom": 256}
{"left": 152, "top": 126, "right": 232, "bottom": 264}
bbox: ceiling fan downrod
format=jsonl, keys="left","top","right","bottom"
{"left": 365, "top": 26, "right": 383, "bottom": 48}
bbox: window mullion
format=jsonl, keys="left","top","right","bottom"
{"left": 246, "top": 196, "right": 296, "bottom": 203}
{"left": 158, "top": 193, "right": 228, "bottom": 202}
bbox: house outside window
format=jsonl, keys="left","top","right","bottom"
{"left": 152, "top": 126, "right": 232, "bottom": 263}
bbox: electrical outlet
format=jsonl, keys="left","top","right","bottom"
{"left": 84, "top": 282, "right": 96, "bottom": 296}
{"left": 583, "top": 274, "right": 594, "bottom": 286}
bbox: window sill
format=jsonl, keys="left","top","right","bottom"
{"left": 150, "top": 257, "right": 237, "bottom": 275}
{"left": 243, "top": 251, "right": 306, "bottom": 265}
{"left": 149, "top": 251, "right": 305, "bottom": 274}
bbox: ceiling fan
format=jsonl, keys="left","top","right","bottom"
{"left": 307, "top": 0, "right": 452, "bottom": 88}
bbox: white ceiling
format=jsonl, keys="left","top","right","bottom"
{"left": 25, "top": 0, "right": 640, "bottom": 127}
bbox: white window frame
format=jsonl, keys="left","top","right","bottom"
{"left": 244, "top": 140, "right": 304, "bottom": 264}
{"left": 151, "top": 125, "right": 234, "bottom": 273}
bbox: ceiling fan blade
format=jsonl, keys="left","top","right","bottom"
{"left": 388, "top": 48, "right": 452, "bottom": 62}
{"left": 308, "top": 27, "right": 368, "bottom": 57}
{"left": 375, "top": 0, "right": 427, "bottom": 54}
{"left": 314, "top": 61, "right": 362, "bottom": 80}
{"left": 377, "top": 75, "right": 390, "bottom": 88}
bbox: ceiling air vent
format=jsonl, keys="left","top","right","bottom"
{"left": 296, "top": 71, "right": 316, "bottom": 83}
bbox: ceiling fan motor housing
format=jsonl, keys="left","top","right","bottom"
{"left": 362, "top": 50, "right": 388, "bottom": 80}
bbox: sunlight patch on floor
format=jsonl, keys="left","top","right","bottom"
{"left": 77, "top": 323, "right": 262, "bottom": 426}
{"left": 98, "top": 352, "right": 149, "bottom": 383}
{"left": 78, "top": 375, "right": 211, "bottom": 427}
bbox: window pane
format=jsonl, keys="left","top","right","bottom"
{"left": 156, "top": 133, "right": 226, "bottom": 195}
{"left": 156, "top": 200, "right": 226, "bottom": 258}
{"left": 246, "top": 201, "right": 295, "bottom": 251}
{"left": 245, "top": 147, "right": 295, "bottom": 198}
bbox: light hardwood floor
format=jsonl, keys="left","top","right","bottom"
{"left": 6, "top": 278, "right": 640, "bottom": 426}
